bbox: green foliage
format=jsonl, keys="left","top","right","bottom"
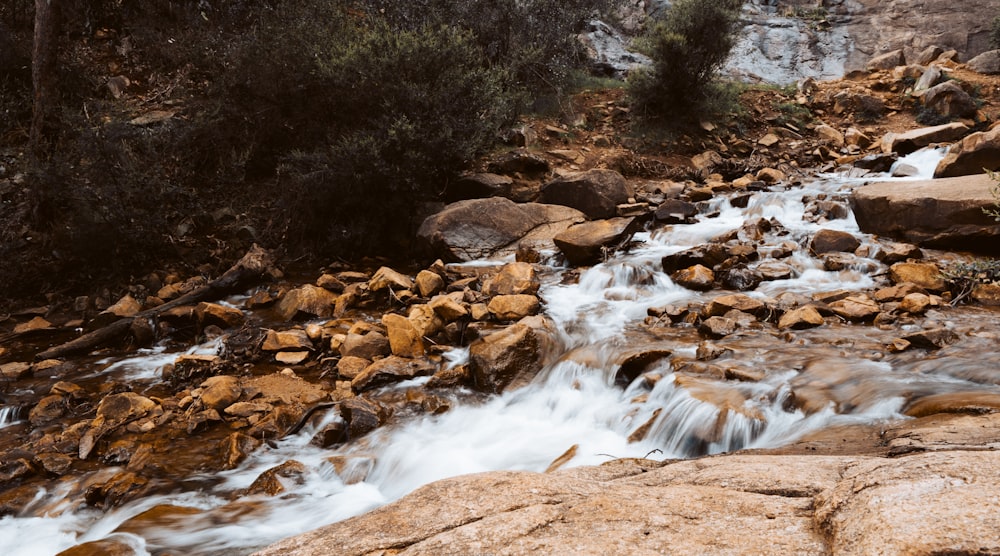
{"left": 627, "top": 0, "right": 744, "bottom": 124}
{"left": 992, "top": 15, "right": 1000, "bottom": 48}
{"left": 772, "top": 101, "right": 813, "bottom": 128}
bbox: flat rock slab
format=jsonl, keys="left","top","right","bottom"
{"left": 850, "top": 173, "right": 1000, "bottom": 253}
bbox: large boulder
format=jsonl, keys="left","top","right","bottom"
{"left": 553, "top": 217, "right": 636, "bottom": 266}
{"left": 850, "top": 174, "right": 1000, "bottom": 252}
{"left": 866, "top": 49, "right": 906, "bottom": 71}
{"left": 417, "top": 197, "right": 585, "bottom": 261}
{"left": 967, "top": 49, "right": 1000, "bottom": 74}
{"left": 468, "top": 321, "right": 548, "bottom": 394}
{"left": 539, "top": 169, "right": 634, "bottom": 219}
{"left": 881, "top": 122, "right": 969, "bottom": 155}
{"left": 934, "top": 126, "right": 1000, "bottom": 178}
{"left": 916, "top": 81, "right": 977, "bottom": 119}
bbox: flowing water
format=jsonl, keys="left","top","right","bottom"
{"left": 4, "top": 148, "right": 1000, "bottom": 555}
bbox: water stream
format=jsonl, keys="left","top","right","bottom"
{"left": 3, "top": 148, "right": 1000, "bottom": 555}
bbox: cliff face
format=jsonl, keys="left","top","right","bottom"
{"left": 627, "top": 0, "right": 999, "bottom": 83}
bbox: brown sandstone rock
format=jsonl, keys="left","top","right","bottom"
{"left": 672, "top": 265, "right": 715, "bottom": 291}
{"left": 275, "top": 285, "right": 338, "bottom": 321}
{"left": 934, "top": 125, "right": 1000, "bottom": 178}
{"left": 810, "top": 229, "right": 860, "bottom": 254}
{"left": 778, "top": 306, "right": 825, "bottom": 330}
{"left": 339, "top": 331, "right": 390, "bottom": 360}
{"left": 262, "top": 329, "right": 313, "bottom": 352}
{"left": 540, "top": 169, "right": 634, "bottom": 219}
{"left": 351, "top": 356, "right": 436, "bottom": 392}
{"left": 828, "top": 295, "right": 880, "bottom": 322}
{"left": 382, "top": 313, "right": 425, "bottom": 358}
{"left": 484, "top": 262, "right": 539, "bottom": 296}
{"left": 916, "top": 81, "right": 978, "bottom": 119}
{"left": 880, "top": 122, "right": 968, "bottom": 155}
{"left": 195, "top": 302, "right": 244, "bottom": 329}
{"left": 487, "top": 295, "right": 540, "bottom": 321}
{"left": 368, "top": 266, "right": 414, "bottom": 293}
{"left": 199, "top": 376, "right": 242, "bottom": 411}
{"left": 469, "top": 323, "right": 545, "bottom": 394}
{"left": 705, "top": 294, "right": 766, "bottom": 318}
{"left": 888, "top": 262, "right": 946, "bottom": 292}
{"left": 553, "top": 217, "right": 636, "bottom": 266}
{"left": 414, "top": 270, "right": 445, "bottom": 297}
{"left": 866, "top": 49, "right": 905, "bottom": 71}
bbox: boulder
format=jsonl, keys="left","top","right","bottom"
{"left": 705, "top": 294, "right": 766, "bottom": 318}
{"left": 368, "top": 267, "right": 414, "bottom": 293}
{"left": 417, "top": 197, "right": 586, "bottom": 261}
{"left": 653, "top": 199, "right": 698, "bottom": 224}
{"left": 851, "top": 174, "right": 1000, "bottom": 252}
{"left": 913, "top": 65, "right": 942, "bottom": 93}
{"left": 672, "top": 265, "right": 715, "bottom": 291}
{"left": 276, "top": 285, "right": 338, "bottom": 321}
{"left": 487, "top": 295, "right": 540, "bottom": 321}
{"left": 484, "top": 262, "right": 539, "bottom": 296}
{"left": 828, "top": 294, "right": 880, "bottom": 322}
{"left": 199, "top": 376, "right": 242, "bottom": 411}
{"left": 340, "top": 331, "right": 390, "bottom": 360}
{"left": 866, "top": 49, "right": 905, "bottom": 71}
{"left": 888, "top": 262, "right": 947, "bottom": 292}
{"left": 382, "top": 313, "right": 425, "bottom": 358}
{"left": 934, "top": 126, "right": 1000, "bottom": 178}
{"left": 469, "top": 323, "right": 545, "bottom": 393}
{"left": 428, "top": 295, "right": 468, "bottom": 322}
{"left": 698, "top": 316, "right": 738, "bottom": 338}
{"left": 262, "top": 329, "right": 313, "bottom": 352}
{"left": 881, "top": 122, "right": 969, "bottom": 155}
{"left": 967, "top": 49, "right": 1000, "bottom": 74}
{"left": 778, "top": 306, "right": 825, "bottom": 330}
{"left": 539, "top": 169, "right": 634, "bottom": 219}
{"left": 195, "top": 302, "right": 245, "bottom": 329}
{"left": 810, "top": 229, "right": 860, "bottom": 254}
{"left": 916, "top": 81, "right": 977, "bottom": 119}
{"left": 443, "top": 173, "right": 514, "bottom": 202}
{"left": 351, "top": 356, "right": 436, "bottom": 392}
{"left": 414, "top": 270, "right": 445, "bottom": 297}
{"left": 662, "top": 244, "right": 728, "bottom": 274}
{"left": 553, "top": 218, "right": 636, "bottom": 266}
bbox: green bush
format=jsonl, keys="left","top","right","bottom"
{"left": 627, "top": 0, "right": 744, "bottom": 123}
{"left": 991, "top": 15, "right": 1000, "bottom": 48}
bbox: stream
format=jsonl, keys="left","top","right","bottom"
{"left": 3, "top": 148, "right": 1000, "bottom": 555}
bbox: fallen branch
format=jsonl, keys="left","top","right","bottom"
{"left": 36, "top": 244, "right": 275, "bottom": 360}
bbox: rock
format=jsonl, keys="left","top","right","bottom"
{"left": 316, "top": 273, "right": 346, "bottom": 293}
{"left": 101, "top": 294, "right": 141, "bottom": 319}
{"left": 262, "top": 329, "right": 313, "bottom": 352}
{"left": 195, "top": 302, "right": 244, "bottom": 329}
{"left": 914, "top": 65, "right": 942, "bottom": 93}
{"left": 219, "top": 432, "right": 262, "bottom": 470}
{"left": 55, "top": 539, "right": 138, "bottom": 556}
{"left": 853, "top": 153, "right": 897, "bottom": 173}
{"left": 901, "top": 327, "right": 959, "bottom": 349}
{"left": 339, "top": 398, "right": 388, "bottom": 439}
{"left": 699, "top": 316, "right": 738, "bottom": 338}
{"left": 14, "top": 316, "right": 52, "bottom": 334}
{"left": 614, "top": 349, "right": 673, "bottom": 387}
{"left": 756, "top": 167, "right": 785, "bottom": 184}
{"left": 654, "top": 199, "right": 698, "bottom": 223}
{"left": 899, "top": 293, "right": 932, "bottom": 314}
{"left": 875, "top": 283, "right": 928, "bottom": 302}
{"left": 778, "top": 306, "right": 825, "bottom": 330}
{"left": 444, "top": 173, "right": 513, "bottom": 202}
{"left": 888, "top": 262, "right": 946, "bottom": 292}
{"left": 971, "top": 282, "right": 1000, "bottom": 305}
{"left": 967, "top": 49, "right": 1000, "bottom": 74}
{"left": 903, "top": 393, "right": 1000, "bottom": 417}
{"left": 757, "top": 261, "right": 793, "bottom": 281}
{"left": 414, "top": 270, "right": 445, "bottom": 297}
{"left": 672, "top": 265, "right": 715, "bottom": 291}
{"left": 469, "top": 323, "right": 545, "bottom": 394}
{"left": 382, "top": 313, "right": 425, "bottom": 358}
{"left": 814, "top": 452, "right": 1000, "bottom": 556}
{"left": 810, "top": 229, "right": 860, "bottom": 254}
{"left": 339, "top": 331, "right": 390, "bottom": 360}
{"left": 417, "top": 197, "right": 586, "bottom": 262}
{"left": 815, "top": 124, "right": 844, "bottom": 147}
{"left": 705, "top": 294, "right": 766, "bottom": 318}
{"left": 487, "top": 295, "right": 540, "bottom": 321}
{"left": 368, "top": 266, "right": 414, "bottom": 293}
{"left": 866, "top": 49, "right": 905, "bottom": 71}
{"left": 890, "top": 163, "right": 919, "bottom": 177}
{"left": 916, "top": 80, "right": 978, "bottom": 119}
{"left": 199, "top": 376, "right": 242, "bottom": 411}
{"left": 539, "top": 169, "right": 634, "bottom": 219}
{"left": 276, "top": 285, "right": 338, "bottom": 321}
{"left": 874, "top": 241, "right": 922, "bottom": 264}
{"left": 916, "top": 46, "right": 945, "bottom": 65}
{"left": 485, "top": 262, "right": 539, "bottom": 296}
{"left": 487, "top": 150, "right": 549, "bottom": 175}
{"left": 0, "top": 362, "right": 32, "bottom": 380}
{"left": 80, "top": 393, "right": 157, "bottom": 459}
{"left": 691, "top": 150, "right": 724, "bottom": 175}
{"left": 851, "top": 174, "right": 1000, "bottom": 252}
{"left": 351, "top": 356, "right": 436, "bottom": 392}
{"left": 553, "top": 217, "right": 635, "bottom": 266}
{"left": 828, "top": 295, "right": 880, "bottom": 322}
{"left": 428, "top": 295, "right": 468, "bottom": 322}
{"left": 717, "top": 266, "right": 763, "bottom": 291}
{"left": 246, "top": 460, "right": 308, "bottom": 497}
{"left": 934, "top": 126, "right": 1000, "bottom": 178}
{"left": 844, "top": 128, "right": 873, "bottom": 149}
{"left": 662, "top": 244, "right": 728, "bottom": 274}
{"left": 29, "top": 395, "right": 66, "bottom": 426}
{"left": 881, "top": 122, "right": 969, "bottom": 155}
{"left": 407, "top": 304, "right": 445, "bottom": 338}
{"left": 336, "top": 356, "right": 370, "bottom": 380}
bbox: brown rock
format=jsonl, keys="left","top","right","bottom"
{"left": 778, "top": 306, "right": 825, "bottom": 330}
{"left": 485, "top": 262, "right": 539, "bottom": 296}
{"left": 756, "top": 167, "right": 785, "bottom": 184}
{"left": 672, "top": 265, "right": 715, "bottom": 291}
{"left": 971, "top": 282, "right": 1000, "bottom": 305}
{"left": 246, "top": 460, "right": 308, "bottom": 496}
{"left": 828, "top": 294, "right": 880, "bottom": 322}
{"left": 810, "top": 229, "right": 860, "bottom": 254}
{"left": 351, "top": 356, "right": 436, "bottom": 392}
{"left": 903, "top": 392, "right": 1000, "bottom": 417}
{"left": 339, "top": 331, "right": 390, "bottom": 360}
{"left": 195, "top": 302, "right": 244, "bottom": 329}
{"left": 0, "top": 362, "right": 32, "bottom": 380}
{"left": 662, "top": 244, "right": 728, "bottom": 273}
{"left": 539, "top": 169, "right": 634, "bottom": 219}
{"left": 874, "top": 282, "right": 927, "bottom": 302}
{"left": 262, "top": 329, "right": 313, "bottom": 352}
{"left": 219, "top": 432, "right": 262, "bottom": 470}
{"left": 428, "top": 295, "right": 468, "bottom": 322}
{"left": 705, "top": 294, "right": 766, "bottom": 318}
{"left": 29, "top": 395, "right": 65, "bottom": 426}
{"left": 917, "top": 81, "right": 977, "bottom": 119}
{"left": 874, "top": 241, "right": 922, "bottom": 264}
{"left": 407, "top": 304, "right": 446, "bottom": 338}
{"left": 444, "top": 172, "right": 514, "bottom": 202}
{"left": 469, "top": 323, "right": 545, "bottom": 394}
{"left": 899, "top": 292, "right": 932, "bottom": 314}
{"left": 866, "top": 49, "right": 905, "bottom": 71}
{"left": 276, "top": 285, "right": 338, "bottom": 321}
{"left": 698, "top": 316, "right": 738, "bottom": 338}
{"left": 382, "top": 313, "right": 425, "bottom": 358}
{"left": 934, "top": 125, "right": 1000, "bottom": 178}
{"left": 553, "top": 218, "right": 636, "bottom": 266}
{"left": 55, "top": 539, "right": 138, "bottom": 556}
{"left": 275, "top": 351, "right": 310, "bottom": 365}
{"left": 414, "top": 270, "right": 445, "bottom": 297}
{"left": 339, "top": 398, "right": 389, "bottom": 439}
{"left": 880, "top": 122, "right": 969, "bottom": 155}
{"left": 901, "top": 327, "right": 959, "bottom": 350}
{"left": 654, "top": 199, "right": 698, "bottom": 223}
{"left": 487, "top": 295, "right": 540, "bottom": 321}
{"left": 368, "top": 266, "right": 414, "bottom": 293}
{"left": 889, "top": 262, "right": 946, "bottom": 292}
{"left": 13, "top": 316, "right": 52, "bottom": 334}
{"left": 199, "top": 375, "right": 242, "bottom": 411}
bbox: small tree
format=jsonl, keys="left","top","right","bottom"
{"left": 628, "top": 0, "right": 744, "bottom": 123}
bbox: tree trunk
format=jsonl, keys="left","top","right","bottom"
{"left": 29, "top": 0, "right": 58, "bottom": 157}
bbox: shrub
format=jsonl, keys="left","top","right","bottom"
{"left": 627, "top": 0, "right": 744, "bottom": 123}
{"left": 991, "top": 15, "right": 1000, "bottom": 49}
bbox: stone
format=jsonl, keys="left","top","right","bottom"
{"left": 407, "top": 304, "right": 445, "bottom": 338}
{"left": 967, "top": 49, "right": 1000, "bottom": 74}
{"left": 339, "top": 331, "right": 390, "bottom": 360}
{"left": 339, "top": 398, "right": 388, "bottom": 439}
{"left": 691, "top": 150, "right": 724, "bottom": 175}
{"left": 487, "top": 295, "right": 540, "bottom": 321}
{"left": 429, "top": 295, "right": 468, "bottom": 322}
{"left": 899, "top": 293, "right": 932, "bottom": 314}
{"left": 101, "top": 294, "right": 141, "bottom": 319}
{"left": 275, "top": 351, "right": 310, "bottom": 365}
{"left": 875, "top": 283, "right": 928, "bottom": 302}
{"left": 851, "top": 174, "right": 1000, "bottom": 253}
{"left": 487, "top": 150, "right": 549, "bottom": 175}
{"left": 469, "top": 323, "right": 545, "bottom": 394}
{"left": 901, "top": 327, "right": 959, "bottom": 349}
{"left": 971, "top": 282, "right": 1000, "bottom": 305}
{"left": 853, "top": 153, "right": 897, "bottom": 173}
{"left": 336, "top": 356, "right": 370, "bottom": 380}
{"left": 888, "top": 262, "right": 947, "bottom": 292}
{"left": 275, "top": 285, "right": 338, "bottom": 321}
{"left": 814, "top": 124, "right": 844, "bottom": 147}
{"left": 351, "top": 356, "right": 436, "bottom": 392}
{"left": 890, "top": 163, "right": 919, "bottom": 177}
{"left": 914, "top": 64, "right": 942, "bottom": 93}
{"left": 828, "top": 294, "right": 880, "bottom": 322}
{"left": 844, "top": 127, "right": 872, "bottom": 149}
{"left": 705, "top": 294, "right": 766, "bottom": 318}
{"left": 756, "top": 168, "right": 785, "bottom": 184}
{"left": 485, "top": 262, "right": 539, "bottom": 296}
{"left": 881, "top": 122, "right": 969, "bottom": 155}
{"left": 246, "top": 460, "right": 308, "bottom": 497}
{"left": 414, "top": 270, "right": 445, "bottom": 297}
{"left": 368, "top": 266, "right": 414, "bottom": 293}
{"left": 662, "top": 244, "right": 728, "bottom": 274}
{"left": 382, "top": 313, "right": 425, "bottom": 358}
{"left": 866, "top": 49, "right": 905, "bottom": 71}
{"left": 539, "top": 169, "right": 634, "bottom": 219}
{"left": 80, "top": 393, "right": 158, "bottom": 459}
{"left": 417, "top": 197, "right": 586, "bottom": 262}
{"left": 653, "top": 199, "right": 698, "bottom": 223}
{"left": 262, "top": 329, "right": 313, "bottom": 352}
{"left": 13, "top": 316, "right": 52, "bottom": 334}
{"left": 553, "top": 217, "right": 635, "bottom": 266}
{"left": 195, "top": 302, "right": 244, "bottom": 329}
{"left": 444, "top": 173, "right": 514, "bottom": 202}
{"left": 916, "top": 46, "right": 945, "bottom": 65}
{"left": 778, "top": 306, "right": 825, "bottom": 330}
{"left": 874, "top": 241, "right": 922, "bottom": 264}
{"left": 916, "top": 81, "right": 978, "bottom": 119}
{"left": 934, "top": 125, "right": 1000, "bottom": 178}
{"left": 699, "top": 316, "right": 738, "bottom": 338}
{"left": 219, "top": 432, "right": 262, "bottom": 470}
{"left": 0, "top": 362, "right": 32, "bottom": 380}
{"left": 717, "top": 266, "right": 763, "bottom": 291}
{"left": 29, "top": 395, "right": 66, "bottom": 426}
{"left": 672, "top": 265, "right": 715, "bottom": 291}
{"left": 316, "top": 273, "right": 346, "bottom": 293}
{"left": 199, "top": 375, "right": 242, "bottom": 411}
{"left": 810, "top": 229, "right": 860, "bottom": 254}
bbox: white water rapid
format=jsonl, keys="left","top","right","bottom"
{"left": 4, "top": 148, "right": 999, "bottom": 556}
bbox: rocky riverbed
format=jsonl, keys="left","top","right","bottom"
{"left": 3, "top": 52, "right": 1000, "bottom": 556}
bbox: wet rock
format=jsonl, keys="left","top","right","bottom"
{"left": 916, "top": 81, "right": 977, "bottom": 119}
{"left": 426, "top": 365, "right": 472, "bottom": 389}
{"left": 881, "top": 122, "right": 969, "bottom": 155}
{"left": 874, "top": 241, "right": 922, "bottom": 264}
{"left": 757, "top": 261, "right": 793, "bottom": 281}
{"left": 415, "top": 270, "right": 445, "bottom": 297}
{"left": 699, "top": 316, "right": 738, "bottom": 338}
{"left": 351, "top": 356, "right": 436, "bottom": 392}
{"left": 829, "top": 294, "right": 880, "bottom": 322}
{"left": 899, "top": 293, "right": 932, "bottom": 314}
{"left": 339, "top": 398, "right": 389, "bottom": 439}
{"left": 553, "top": 217, "right": 636, "bottom": 266}
{"left": 821, "top": 252, "right": 856, "bottom": 271}
{"left": 485, "top": 262, "right": 539, "bottom": 296}
{"left": 444, "top": 173, "right": 514, "bottom": 202}
{"left": 382, "top": 314, "right": 425, "bottom": 358}
{"left": 80, "top": 393, "right": 157, "bottom": 459}
{"left": 195, "top": 302, "right": 244, "bottom": 329}
{"left": 406, "top": 305, "right": 445, "bottom": 338}
{"left": 29, "top": 394, "right": 66, "bottom": 426}
{"left": 469, "top": 323, "right": 545, "bottom": 394}
{"left": 615, "top": 349, "right": 673, "bottom": 387}
{"left": 903, "top": 392, "right": 1000, "bottom": 418}
{"left": 368, "top": 266, "right": 414, "bottom": 293}
{"left": 199, "top": 376, "right": 242, "bottom": 411}
{"left": 672, "top": 265, "right": 715, "bottom": 291}
{"left": 971, "top": 283, "right": 1000, "bottom": 305}
{"left": 852, "top": 174, "right": 1000, "bottom": 253}
{"left": 429, "top": 295, "right": 468, "bottom": 322}
{"left": 934, "top": 125, "right": 1000, "bottom": 178}
{"left": 97, "top": 294, "right": 141, "bottom": 324}
{"left": 889, "top": 262, "right": 946, "bottom": 292}
{"left": 705, "top": 294, "right": 766, "bottom": 318}
{"left": 340, "top": 331, "right": 390, "bottom": 360}
{"left": 487, "top": 295, "right": 540, "bottom": 321}
{"left": 336, "top": 356, "right": 370, "bottom": 380}
{"left": 55, "top": 539, "right": 138, "bottom": 556}
{"left": 662, "top": 244, "right": 728, "bottom": 274}
{"left": 810, "top": 229, "right": 860, "bottom": 254}
{"left": 37, "top": 452, "right": 73, "bottom": 475}
{"left": 756, "top": 167, "right": 785, "bottom": 184}
{"left": 853, "top": 153, "right": 897, "bottom": 173}
{"left": 246, "top": 460, "right": 308, "bottom": 496}
{"left": 262, "top": 329, "right": 313, "bottom": 352}
{"left": 875, "top": 283, "right": 928, "bottom": 302}
{"left": 539, "top": 169, "right": 634, "bottom": 219}
{"left": 84, "top": 471, "right": 149, "bottom": 509}
{"left": 778, "top": 306, "right": 825, "bottom": 330}
{"left": 417, "top": 197, "right": 586, "bottom": 262}
{"left": 717, "top": 266, "right": 763, "bottom": 291}
{"left": 276, "top": 285, "right": 338, "bottom": 321}
{"left": 900, "top": 327, "right": 959, "bottom": 350}
{"left": 654, "top": 199, "right": 698, "bottom": 223}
